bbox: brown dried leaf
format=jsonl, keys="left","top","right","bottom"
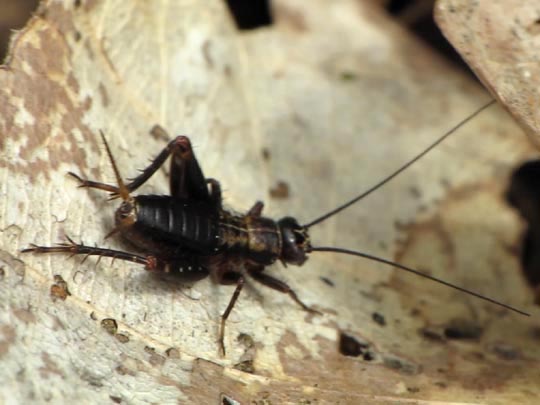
{"left": 435, "top": 0, "right": 540, "bottom": 145}
{"left": 1, "top": 0, "right": 539, "bottom": 403}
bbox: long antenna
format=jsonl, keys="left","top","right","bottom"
{"left": 309, "top": 246, "right": 530, "bottom": 316}
{"left": 304, "top": 100, "right": 496, "bottom": 228}
{"left": 99, "top": 130, "right": 130, "bottom": 201}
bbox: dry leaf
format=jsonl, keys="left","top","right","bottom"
{"left": 1, "top": 0, "right": 539, "bottom": 403}
{"left": 435, "top": 0, "right": 540, "bottom": 145}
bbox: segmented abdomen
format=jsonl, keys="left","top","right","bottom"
{"left": 134, "top": 195, "right": 219, "bottom": 253}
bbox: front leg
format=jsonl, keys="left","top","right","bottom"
{"left": 219, "top": 274, "right": 245, "bottom": 356}
{"left": 208, "top": 255, "right": 246, "bottom": 356}
{"left": 247, "top": 264, "right": 321, "bottom": 315}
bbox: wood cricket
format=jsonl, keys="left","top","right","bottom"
{"left": 23, "top": 100, "right": 529, "bottom": 355}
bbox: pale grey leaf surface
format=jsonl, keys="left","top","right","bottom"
{"left": 436, "top": 0, "right": 540, "bottom": 145}
{"left": 1, "top": 0, "right": 539, "bottom": 403}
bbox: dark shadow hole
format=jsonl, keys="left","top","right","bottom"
{"left": 338, "top": 332, "right": 375, "bottom": 360}
{"left": 225, "top": 0, "right": 272, "bottom": 30}
{"left": 443, "top": 320, "right": 483, "bottom": 340}
{"left": 0, "top": 0, "right": 40, "bottom": 63}
{"left": 384, "top": 0, "right": 474, "bottom": 75}
{"left": 372, "top": 312, "right": 386, "bottom": 326}
{"left": 506, "top": 159, "right": 540, "bottom": 290}
{"left": 387, "top": 0, "right": 411, "bottom": 14}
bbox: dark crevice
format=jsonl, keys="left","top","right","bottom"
{"left": 338, "top": 332, "right": 376, "bottom": 361}
{"left": 225, "top": 1, "right": 474, "bottom": 74}
{"left": 0, "top": 0, "right": 40, "bottom": 63}
{"left": 225, "top": 0, "right": 272, "bottom": 30}
{"left": 3, "top": 1, "right": 472, "bottom": 73}
{"left": 506, "top": 160, "right": 540, "bottom": 298}
{"left": 387, "top": 0, "right": 411, "bottom": 14}
{"left": 385, "top": 0, "right": 474, "bottom": 75}
{"left": 442, "top": 319, "right": 483, "bottom": 340}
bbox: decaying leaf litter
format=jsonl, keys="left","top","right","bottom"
{"left": 1, "top": 0, "right": 539, "bottom": 403}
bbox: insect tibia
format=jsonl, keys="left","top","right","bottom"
{"left": 22, "top": 237, "right": 154, "bottom": 268}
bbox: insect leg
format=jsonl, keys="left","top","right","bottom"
{"left": 22, "top": 237, "right": 159, "bottom": 270}
{"left": 206, "top": 178, "right": 222, "bottom": 209}
{"left": 66, "top": 131, "right": 180, "bottom": 196}
{"left": 167, "top": 137, "right": 212, "bottom": 203}
{"left": 247, "top": 201, "right": 264, "bottom": 217}
{"left": 116, "top": 135, "right": 213, "bottom": 204}
{"left": 247, "top": 265, "right": 321, "bottom": 315}
{"left": 69, "top": 135, "right": 216, "bottom": 204}
{"left": 219, "top": 274, "right": 245, "bottom": 356}
{"left": 68, "top": 172, "right": 120, "bottom": 194}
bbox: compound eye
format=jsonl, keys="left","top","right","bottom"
{"left": 294, "top": 230, "right": 305, "bottom": 246}
{"left": 278, "top": 217, "right": 308, "bottom": 266}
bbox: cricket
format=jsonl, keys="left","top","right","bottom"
{"left": 23, "top": 99, "right": 529, "bottom": 355}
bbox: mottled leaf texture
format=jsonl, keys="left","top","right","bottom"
{"left": 1, "top": 0, "right": 539, "bottom": 403}
{"left": 436, "top": 0, "right": 540, "bottom": 146}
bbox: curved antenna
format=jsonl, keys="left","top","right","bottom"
{"left": 304, "top": 100, "right": 496, "bottom": 228}
{"left": 99, "top": 130, "right": 130, "bottom": 201}
{"left": 309, "top": 246, "right": 530, "bottom": 316}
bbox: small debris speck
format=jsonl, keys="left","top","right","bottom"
{"left": 491, "top": 343, "right": 520, "bottom": 361}
{"left": 221, "top": 394, "right": 241, "bottom": 405}
{"left": 420, "top": 327, "right": 445, "bottom": 342}
{"left": 269, "top": 180, "right": 290, "bottom": 199}
{"left": 50, "top": 275, "right": 71, "bottom": 301}
{"left": 237, "top": 333, "right": 254, "bottom": 348}
{"left": 101, "top": 318, "right": 118, "bottom": 335}
{"left": 144, "top": 346, "right": 156, "bottom": 354}
{"left": 383, "top": 355, "right": 421, "bottom": 375}
{"left": 338, "top": 332, "right": 369, "bottom": 357}
{"left": 372, "top": 312, "right": 386, "bottom": 326}
{"left": 165, "top": 348, "right": 180, "bottom": 358}
{"left": 320, "top": 276, "right": 334, "bottom": 287}
{"left": 340, "top": 71, "right": 357, "bottom": 81}
{"left": 115, "top": 333, "right": 129, "bottom": 343}
{"left": 233, "top": 359, "right": 255, "bottom": 373}
{"left": 444, "top": 319, "right": 483, "bottom": 340}
{"left": 362, "top": 351, "right": 376, "bottom": 361}
{"left": 150, "top": 124, "right": 170, "bottom": 142}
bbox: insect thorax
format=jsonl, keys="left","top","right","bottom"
{"left": 218, "top": 210, "right": 282, "bottom": 266}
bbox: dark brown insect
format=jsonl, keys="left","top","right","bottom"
{"left": 23, "top": 100, "right": 528, "bottom": 355}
